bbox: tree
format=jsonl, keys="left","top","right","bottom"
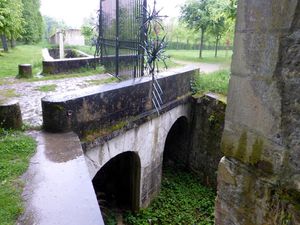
{"left": 43, "top": 16, "right": 68, "bottom": 40}
{"left": 81, "top": 14, "right": 97, "bottom": 45}
{"left": 0, "top": 0, "right": 24, "bottom": 51}
{"left": 180, "top": 0, "right": 211, "bottom": 58}
{"left": 21, "top": 0, "right": 43, "bottom": 43}
{"left": 208, "top": 0, "right": 237, "bottom": 57}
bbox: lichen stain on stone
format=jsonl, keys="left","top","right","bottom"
{"left": 235, "top": 131, "right": 248, "bottom": 162}
{"left": 83, "top": 120, "right": 128, "bottom": 142}
{"left": 249, "top": 138, "right": 264, "bottom": 165}
{"left": 257, "top": 160, "right": 273, "bottom": 175}
{"left": 53, "top": 104, "right": 65, "bottom": 111}
{"left": 221, "top": 138, "right": 234, "bottom": 158}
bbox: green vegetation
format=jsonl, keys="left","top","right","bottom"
{"left": 0, "top": 129, "right": 36, "bottom": 225}
{"left": 0, "top": 45, "right": 42, "bottom": 78}
{"left": 179, "top": 0, "right": 237, "bottom": 57}
{"left": 124, "top": 167, "right": 215, "bottom": 225}
{"left": 43, "top": 16, "right": 69, "bottom": 40}
{"left": 21, "top": 0, "right": 43, "bottom": 44}
{"left": 0, "top": 89, "right": 19, "bottom": 98}
{"left": 0, "top": 0, "right": 43, "bottom": 51}
{"left": 0, "top": 0, "right": 23, "bottom": 51}
{"left": 192, "top": 69, "right": 230, "bottom": 95}
{"left": 35, "top": 84, "right": 57, "bottom": 92}
{"left": 167, "top": 49, "right": 232, "bottom": 65}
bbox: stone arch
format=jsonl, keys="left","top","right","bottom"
{"left": 84, "top": 104, "right": 191, "bottom": 208}
{"left": 92, "top": 151, "right": 141, "bottom": 212}
{"left": 163, "top": 116, "right": 190, "bottom": 168}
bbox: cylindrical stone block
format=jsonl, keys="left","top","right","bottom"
{"left": 18, "top": 64, "right": 32, "bottom": 78}
{"left": 0, "top": 100, "right": 22, "bottom": 129}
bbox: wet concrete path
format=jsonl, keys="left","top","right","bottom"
{"left": 0, "top": 73, "right": 112, "bottom": 127}
{"left": 18, "top": 131, "right": 104, "bottom": 225}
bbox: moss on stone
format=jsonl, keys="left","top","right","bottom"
{"left": 249, "top": 138, "right": 264, "bottom": 165}
{"left": 52, "top": 104, "right": 65, "bottom": 111}
{"left": 257, "top": 160, "right": 273, "bottom": 175}
{"left": 235, "top": 132, "right": 248, "bottom": 162}
{"left": 221, "top": 139, "right": 234, "bottom": 157}
{"left": 83, "top": 120, "right": 128, "bottom": 142}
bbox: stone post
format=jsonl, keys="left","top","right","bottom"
{"left": 59, "top": 31, "right": 64, "bottom": 59}
{"left": 0, "top": 100, "right": 22, "bottom": 129}
{"left": 18, "top": 64, "right": 32, "bottom": 78}
{"left": 215, "top": 0, "right": 300, "bottom": 224}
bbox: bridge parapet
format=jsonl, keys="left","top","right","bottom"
{"left": 42, "top": 66, "right": 198, "bottom": 148}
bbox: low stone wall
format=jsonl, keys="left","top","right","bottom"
{"left": 42, "top": 57, "right": 99, "bottom": 74}
{"left": 42, "top": 54, "right": 137, "bottom": 75}
{"left": 42, "top": 67, "right": 198, "bottom": 146}
{"left": 189, "top": 94, "right": 226, "bottom": 189}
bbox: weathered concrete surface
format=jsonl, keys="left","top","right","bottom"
{"left": 42, "top": 67, "right": 197, "bottom": 143}
{"left": 42, "top": 54, "right": 138, "bottom": 75}
{"left": 216, "top": 0, "right": 300, "bottom": 224}
{"left": 84, "top": 104, "right": 191, "bottom": 208}
{"left": 0, "top": 100, "right": 22, "bottom": 129}
{"left": 189, "top": 94, "right": 226, "bottom": 189}
{"left": 18, "top": 131, "right": 104, "bottom": 225}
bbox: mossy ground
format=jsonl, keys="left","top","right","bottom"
{"left": 0, "top": 129, "right": 36, "bottom": 225}
{"left": 105, "top": 166, "right": 216, "bottom": 225}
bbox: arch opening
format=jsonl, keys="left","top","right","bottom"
{"left": 163, "top": 116, "right": 190, "bottom": 168}
{"left": 92, "top": 151, "right": 141, "bottom": 216}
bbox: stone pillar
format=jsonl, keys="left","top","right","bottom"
{"left": 216, "top": 1, "right": 300, "bottom": 224}
{"left": 59, "top": 31, "right": 64, "bottom": 59}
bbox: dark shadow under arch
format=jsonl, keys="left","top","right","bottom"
{"left": 92, "top": 151, "right": 141, "bottom": 213}
{"left": 163, "top": 116, "right": 190, "bottom": 168}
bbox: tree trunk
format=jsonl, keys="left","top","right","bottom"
{"left": 176, "top": 37, "right": 179, "bottom": 49}
{"left": 1, "top": 35, "right": 8, "bottom": 52}
{"left": 199, "top": 28, "right": 205, "bottom": 58}
{"left": 10, "top": 39, "right": 16, "bottom": 48}
{"left": 215, "top": 36, "right": 220, "bottom": 58}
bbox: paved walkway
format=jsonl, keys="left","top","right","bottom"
{"left": 0, "top": 73, "right": 112, "bottom": 127}
{"left": 18, "top": 131, "right": 104, "bottom": 225}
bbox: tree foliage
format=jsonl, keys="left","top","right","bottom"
{"left": 180, "top": 0, "right": 237, "bottom": 57}
{"left": 21, "top": 0, "right": 43, "bottom": 43}
{"left": 43, "top": 16, "right": 69, "bottom": 40}
{"left": 0, "top": 0, "right": 24, "bottom": 50}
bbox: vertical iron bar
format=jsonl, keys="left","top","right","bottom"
{"left": 141, "top": 0, "right": 147, "bottom": 77}
{"left": 99, "top": 0, "right": 103, "bottom": 61}
{"left": 116, "top": 0, "right": 120, "bottom": 77}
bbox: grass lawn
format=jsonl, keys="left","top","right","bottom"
{"left": 192, "top": 69, "right": 230, "bottom": 96}
{"left": 167, "top": 49, "right": 232, "bottom": 65}
{"left": 0, "top": 129, "right": 36, "bottom": 225}
{"left": 0, "top": 45, "right": 43, "bottom": 78}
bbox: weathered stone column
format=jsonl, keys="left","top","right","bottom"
{"left": 216, "top": 1, "right": 300, "bottom": 224}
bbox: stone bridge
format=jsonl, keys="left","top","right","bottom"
{"left": 42, "top": 66, "right": 194, "bottom": 211}
{"left": 37, "top": 67, "right": 225, "bottom": 220}
{"left": 16, "top": 65, "right": 227, "bottom": 225}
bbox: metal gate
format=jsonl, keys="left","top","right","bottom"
{"left": 97, "top": 0, "right": 146, "bottom": 78}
